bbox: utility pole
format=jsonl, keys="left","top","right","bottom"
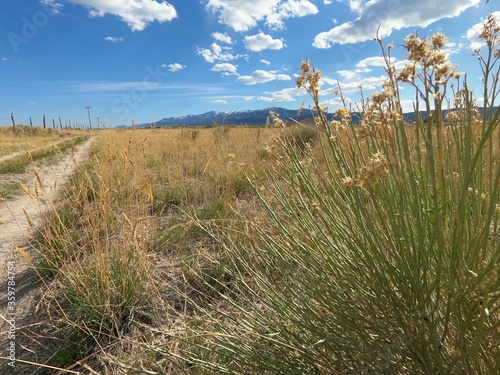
{"left": 84, "top": 106, "right": 92, "bottom": 129}
{"left": 96, "top": 117, "right": 100, "bottom": 129}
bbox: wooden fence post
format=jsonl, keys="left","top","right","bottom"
{"left": 29, "top": 117, "right": 33, "bottom": 127}
{"left": 43, "top": 114, "right": 46, "bottom": 129}
{"left": 11, "top": 112, "right": 16, "bottom": 130}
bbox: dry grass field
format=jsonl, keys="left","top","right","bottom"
{"left": 2, "top": 18, "right": 500, "bottom": 375}
{"left": 0, "top": 126, "right": 85, "bottom": 158}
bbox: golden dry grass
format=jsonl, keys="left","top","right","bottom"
{"left": 10, "top": 126, "right": 279, "bottom": 373}
{"left": 0, "top": 125, "right": 86, "bottom": 158}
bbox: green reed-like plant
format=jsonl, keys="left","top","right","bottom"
{"left": 175, "top": 17, "right": 500, "bottom": 375}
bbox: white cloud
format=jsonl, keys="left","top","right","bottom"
{"left": 320, "top": 96, "right": 347, "bottom": 109}
{"left": 212, "top": 31, "right": 233, "bottom": 44}
{"left": 236, "top": 69, "right": 291, "bottom": 85}
{"left": 206, "top": 0, "right": 318, "bottom": 32}
{"left": 259, "top": 87, "right": 303, "bottom": 102}
{"left": 259, "top": 92, "right": 294, "bottom": 102}
{"left": 104, "top": 36, "right": 124, "bottom": 42}
{"left": 212, "top": 99, "right": 228, "bottom": 103}
{"left": 2, "top": 57, "right": 8, "bottom": 62}
{"left": 444, "top": 42, "right": 464, "bottom": 55}
{"left": 211, "top": 63, "right": 238, "bottom": 75}
{"left": 466, "top": 11, "right": 500, "bottom": 51}
{"left": 197, "top": 42, "right": 242, "bottom": 63}
{"left": 337, "top": 69, "right": 359, "bottom": 80}
{"left": 326, "top": 75, "right": 387, "bottom": 93}
{"left": 167, "top": 63, "right": 186, "bottom": 72}
{"left": 356, "top": 56, "right": 387, "bottom": 68}
{"left": 266, "top": 0, "right": 319, "bottom": 29}
{"left": 244, "top": 32, "right": 284, "bottom": 52}
{"left": 261, "top": 59, "right": 271, "bottom": 65}
{"left": 313, "top": 0, "right": 480, "bottom": 48}
{"left": 348, "top": 0, "right": 362, "bottom": 11}
{"left": 40, "top": 0, "right": 63, "bottom": 14}
{"left": 69, "top": 0, "right": 177, "bottom": 31}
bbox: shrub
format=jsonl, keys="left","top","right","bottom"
{"left": 177, "top": 18, "right": 500, "bottom": 374}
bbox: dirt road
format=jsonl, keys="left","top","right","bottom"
{"left": 0, "top": 139, "right": 92, "bottom": 372}
{"left": 0, "top": 139, "right": 93, "bottom": 274}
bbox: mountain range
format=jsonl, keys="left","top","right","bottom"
{"left": 138, "top": 107, "right": 318, "bottom": 127}
{"left": 130, "top": 106, "right": 497, "bottom": 128}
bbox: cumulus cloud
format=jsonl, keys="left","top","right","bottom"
{"left": 348, "top": 0, "right": 362, "bottom": 12}
{"left": 207, "top": 0, "right": 318, "bottom": 32}
{"left": 69, "top": 0, "right": 177, "bottom": 31}
{"left": 212, "top": 32, "right": 233, "bottom": 44}
{"left": 211, "top": 63, "right": 238, "bottom": 75}
{"left": 167, "top": 63, "right": 186, "bottom": 72}
{"left": 261, "top": 59, "right": 271, "bottom": 65}
{"left": 337, "top": 69, "right": 359, "bottom": 80}
{"left": 466, "top": 11, "right": 500, "bottom": 51}
{"left": 244, "top": 32, "right": 284, "bottom": 51}
{"left": 324, "top": 75, "right": 387, "bottom": 94}
{"left": 259, "top": 87, "right": 303, "bottom": 102}
{"left": 197, "top": 42, "right": 242, "bottom": 63}
{"left": 40, "top": 0, "right": 63, "bottom": 14}
{"left": 104, "top": 36, "right": 124, "bottom": 42}
{"left": 236, "top": 70, "right": 291, "bottom": 85}
{"left": 356, "top": 56, "right": 387, "bottom": 68}
{"left": 313, "top": 0, "right": 480, "bottom": 48}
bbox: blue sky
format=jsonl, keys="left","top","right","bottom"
{"left": 0, "top": 0, "right": 497, "bottom": 127}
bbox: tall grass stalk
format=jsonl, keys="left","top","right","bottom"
{"left": 24, "top": 133, "right": 160, "bottom": 371}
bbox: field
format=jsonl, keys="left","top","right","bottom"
{"left": 1, "top": 22, "right": 500, "bottom": 374}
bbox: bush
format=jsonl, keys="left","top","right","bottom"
{"left": 178, "top": 18, "right": 500, "bottom": 374}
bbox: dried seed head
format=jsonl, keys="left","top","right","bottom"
{"left": 431, "top": 32, "right": 447, "bottom": 49}
{"left": 335, "top": 107, "right": 351, "bottom": 125}
{"left": 397, "top": 64, "right": 417, "bottom": 82}
{"left": 296, "top": 59, "right": 322, "bottom": 92}
{"left": 23, "top": 207, "right": 34, "bottom": 227}
{"left": 35, "top": 168, "right": 44, "bottom": 189}
{"left": 355, "top": 152, "right": 389, "bottom": 190}
{"left": 341, "top": 176, "right": 354, "bottom": 187}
